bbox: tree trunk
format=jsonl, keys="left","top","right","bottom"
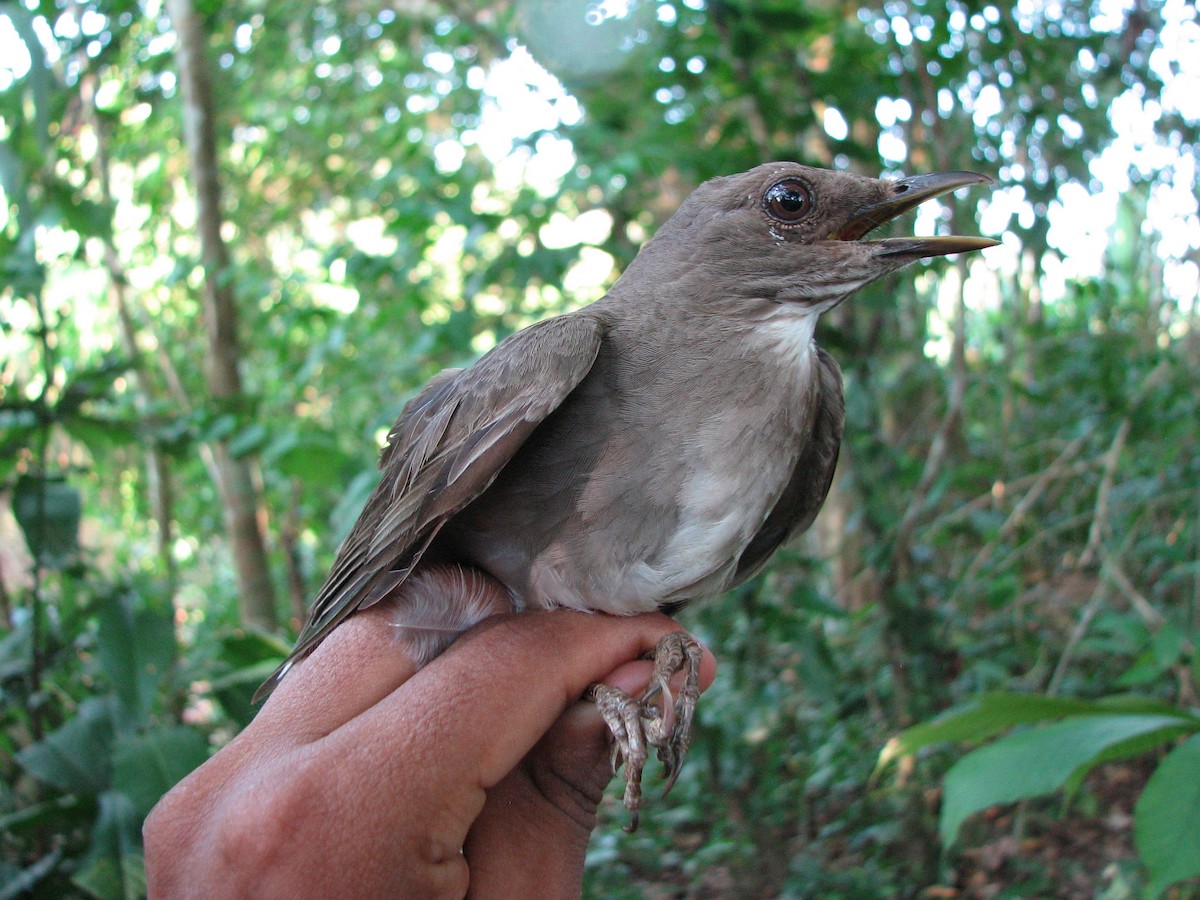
{"left": 167, "top": 0, "right": 277, "bottom": 630}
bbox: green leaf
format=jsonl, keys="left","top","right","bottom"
{"left": 72, "top": 791, "right": 145, "bottom": 900}
{"left": 0, "top": 847, "right": 63, "bottom": 899}
{"left": 206, "top": 630, "right": 292, "bottom": 725}
{"left": 199, "top": 413, "right": 238, "bottom": 443}
{"left": 1135, "top": 733, "right": 1200, "bottom": 897}
{"left": 0, "top": 795, "right": 82, "bottom": 835}
{"left": 940, "top": 713, "right": 1190, "bottom": 846}
{"left": 60, "top": 414, "right": 140, "bottom": 455}
{"left": 879, "top": 692, "right": 1198, "bottom": 775}
{"left": 329, "top": 468, "right": 380, "bottom": 541}
{"left": 112, "top": 726, "right": 210, "bottom": 818}
{"left": 1062, "top": 721, "right": 1199, "bottom": 796}
{"left": 0, "top": 619, "right": 32, "bottom": 681}
{"left": 228, "top": 422, "right": 270, "bottom": 458}
{"left": 16, "top": 697, "right": 118, "bottom": 797}
{"left": 216, "top": 628, "right": 293, "bottom": 670}
{"left": 56, "top": 355, "right": 130, "bottom": 412}
{"left": 878, "top": 692, "right": 1104, "bottom": 772}
{"left": 53, "top": 192, "right": 115, "bottom": 243}
{"left": 1150, "top": 621, "right": 1186, "bottom": 668}
{"left": 94, "top": 593, "right": 175, "bottom": 728}
{"left": 268, "top": 439, "right": 350, "bottom": 487}
{"left": 1091, "top": 694, "right": 1197, "bottom": 718}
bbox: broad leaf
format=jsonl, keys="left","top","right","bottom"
{"left": 0, "top": 620, "right": 32, "bottom": 682}
{"left": 228, "top": 422, "right": 270, "bottom": 458}
{"left": 1135, "top": 733, "right": 1200, "bottom": 897}
{"left": 878, "top": 692, "right": 1104, "bottom": 772}
{"left": 940, "top": 713, "right": 1190, "bottom": 846}
{"left": 0, "top": 795, "right": 83, "bottom": 836}
{"left": 94, "top": 593, "right": 175, "bottom": 728}
{"left": 329, "top": 468, "right": 381, "bottom": 541}
{"left": 879, "top": 692, "right": 1197, "bottom": 774}
{"left": 72, "top": 791, "right": 145, "bottom": 900}
{"left": 276, "top": 437, "right": 354, "bottom": 482}
{"left": 112, "top": 726, "right": 210, "bottom": 818}
{"left": 16, "top": 697, "right": 118, "bottom": 797}
{"left": 216, "top": 628, "right": 293, "bottom": 670}
{"left": 1063, "top": 720, "right": 1200, "bottom": 795}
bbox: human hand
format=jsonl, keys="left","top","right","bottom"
{"left": 144, "top": 605, "right": 716, "bottom": 898}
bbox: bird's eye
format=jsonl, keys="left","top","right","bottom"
{"left": 763, "top": 179, "right": 812, "bottom": 224}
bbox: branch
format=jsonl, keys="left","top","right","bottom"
{"left": 167, "top": 0, "right": 278, "bottom": 628}
{"left": 948, "top": 430, "right": 1091, "bottom": 606}
{"left": 1100, "top": 546, "right": 1164, "bottom": 629}
{"left": 1078, "top": 358, "right": 1169, "bottom": 568}
{"left": 1047, "top": 579, "right": 1106, "bottom": 695}
{"left": 937, "top": 456, "right": 1100, "bottom": 529}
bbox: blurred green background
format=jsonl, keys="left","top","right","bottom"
{"left": 2, "top": 0, "right": 1198, "bottom": 896}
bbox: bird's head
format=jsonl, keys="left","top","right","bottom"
{"left": 622, "top": 162, "right": 999, "bottom": 315}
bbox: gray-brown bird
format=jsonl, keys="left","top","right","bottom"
{"left": 256, "top": 162, "right": 997, "bottom": 825}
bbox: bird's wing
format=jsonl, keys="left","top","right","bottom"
{"left": 254, "top": 313, "right": 607, "bottom": 700}
{"left": 731, "top": 347, "right": 844, "bottom": 586}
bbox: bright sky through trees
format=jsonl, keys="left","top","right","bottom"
{"left": 2, "top": 0, "right": 1197, "bottom": 316}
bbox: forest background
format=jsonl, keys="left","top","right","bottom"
{"left": 2, "top": 0, "right": 1199, "bottom": 897}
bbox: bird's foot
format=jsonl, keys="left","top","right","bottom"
{"left": 586, "top": 631, "right": 704, "bottom": 831}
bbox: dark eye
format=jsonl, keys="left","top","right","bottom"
{"left": 763, "top": 179, "right": 812, "bottom": 223}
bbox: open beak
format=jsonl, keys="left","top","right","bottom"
{"left": 832, "top": 171, "right": 1001, "bottom": 259}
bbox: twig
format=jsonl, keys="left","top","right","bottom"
{"left": 0, "top": 552, "right": 11, "bottom": 627}
{"left": 937, "top": 456, "right": 1101, "bottom": 529}
{"left": 1077, "top": 420, "right": 1130, "bottom": 570}
{"left": 948, "top": 431, "right": 1091, "bottom": 606}
{"left": 1047, "top": 581, "right": 1107, "bottom": 696}
{"left": 1100, "top": 546, "right": 1165, "bottom": 629}
{"left": 1080, "top": 358, "right": 1170, "bottom": 568}
{"left": 27, "top": 292, "right": 57, "bottom": 741}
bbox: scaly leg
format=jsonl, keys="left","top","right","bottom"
{"left": 640, "top": 631, "right": 704, "bottom": 793}
{"left": 586, "top": 630, "right": 704, "bottom": 830}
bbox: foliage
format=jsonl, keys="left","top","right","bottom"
{"left": 0, "top": 563, "right": 266, "bottom": 898}
{"left": 880, "top": 692, "right": 1200, "bottom": 895}
{"left": 1, "top": 0, "right": 1198, "bottom": 897}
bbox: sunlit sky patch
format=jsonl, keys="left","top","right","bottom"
{"left": 495, "top": 2, "right": 1196, "bottom": 313}
{"left": 1, "top": 0, "right": 1197, "bottom": 315}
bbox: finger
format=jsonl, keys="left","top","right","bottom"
{"left": 516, "top": 650, "right": 719, "bottom": 811}
{"left": 463, "top": 710, "right": 608, "bottom": 899}
{"left": 462, "top": 644, "right": 717, "bottom": 898}
{"left": 253, "top": 565, "right": 514, "bottom": 745}
{"left": 249, "top": 605, "right": 424, "bottom": 745}
{"left": 324, "top": 611, "right": 715, "bottom": 812}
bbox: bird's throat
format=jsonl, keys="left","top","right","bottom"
{"left": 760, "top": 309, "right": 820, "bottom": 369}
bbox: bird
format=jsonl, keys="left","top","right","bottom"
{"left": 255, "top": 162, "right": 998, "bottom": 826}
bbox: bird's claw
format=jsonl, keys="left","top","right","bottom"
{"left": 587, "top": 631, "right": 703, "bottom": 831}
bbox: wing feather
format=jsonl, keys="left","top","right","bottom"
{"left": 254, "top": 312, "right": 607, "bottom": 701}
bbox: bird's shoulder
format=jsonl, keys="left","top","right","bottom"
{"left": 380, "top": 310, "right": 610, "bottom": 478}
